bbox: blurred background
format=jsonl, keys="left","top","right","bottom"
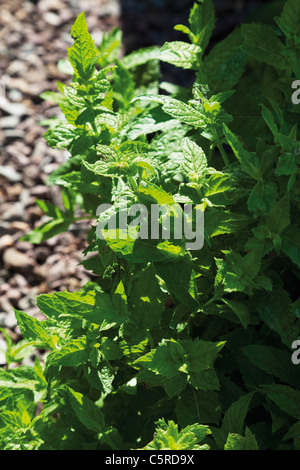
{"left": 0, "top": 0, "right": 285, "bottom": 361}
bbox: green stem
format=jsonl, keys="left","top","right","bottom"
{"left": 85, "top": 82, "right": 99, "bottom": 138}
{"left": 147, "top": 330, "right": 155, "bottom": 350}
{"left": 208, "top": 116, "right": 230, "bottom": 168}
{"left": 73, "top": 215, "right": 95, "bottom": 222}
{"left": 90, "top": 121, "right": 99, "bottom": 137}
{"left": 202, "top": 296, "right": 219, "bottom": 308}
{"left": 129, "top": 176, "right": 138, "bottom": 191}
{"left": 208, "top": 145, "right": 214, "bottom": 166}
{"left": 217, "top": 143, "right": 230, "bottom": 168}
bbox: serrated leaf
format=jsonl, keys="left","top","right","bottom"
{"left": 200, "top": 27, "right": 247, "bottom": 92}
{"left": 204, "top": 209, "right": 249, "bottom": 239}
{"left": 43, "top": 125, "right": 76, "bottom": 149}
{"left": 181, "top": 137, "right": 207, "bottom": 175}
{"left": 247, "top": 180, "right": 277, "bottom": 214}
{"left": 281, "top": 225, "right": 300, "bottom": 268}
{"left": 242, "top": 345, "right": 300, "bottom": 387}
{"left": 255, "top": 287, "right": 298, "bottom": 347}
{"left": 221, "top": 299, "right": 250, "bottom": 329}
{"left": 133, "top": 94, "right": 205, "bottom": 127}
{"left": 221, "top": 392, "right": 255, "bottom": 441}
{"left": 224, "top": 428, "right": 259, "bottom": 450}
{"left": 120, "top": 46, "right": 161, "bottom": 69}
{"left": 46, "top": 337, "right": 89, "bottom": 368}
{"left": 37, "top": 290, "right": 126, "bottom": 330}
{"left": 13, "top": 310, "right": 52, "bottom": 349}
{"left": 70, "top": 11, "right": 89, "bottom": 40}
{"left": 224, "top": 125, "right": 261, "bottom": 180}
{"left": 188, "top": 0, "right": 215, "bottom": 50}
{"left": 175, "top": 389, "right": 221, "bottom": 427}
{"left": 264, "top": 195, "right": 290, "bottom": 234}
{"left": 241, "top": 24, "right": 288, "bottom": 69}
{"left": 275, "top": 0, "right": 300, "bottom": 38}
{"left": 141, "top": 418, "right": 211, "bottom": 450}
{"left": 136, "top": 338, "right": 224, "bottom": 397}
{"left": 159, "top": 41, "right": 202, "bottom": 69}
{"left": 68, "top": 13, "right": 97, "bottom": 79}
{"left": 67, "top": 386, "right": 105, "bottom": 433}
{"left": 155, "top": 259, "right": 198, "bottom": 311}
{"left": 21, "top": 217, "right": 73, "bottom": 244}
{"left": 129, "top": 264, "right": 165, "bottom": 329}
{"left": 113, "top": 62, "right": 135, "bottom": 107}
{"left": 215, "top": 247, "right": 266, "bottom": 294}
{"left": 97, "top": 27, "right": 122, "bottom": 68}
{"left": 262, "top": 385, "right": 300, "bottom": 420}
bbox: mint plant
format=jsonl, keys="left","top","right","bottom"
{"left": 1, "top": 0, "right": 300, "bottom": 450}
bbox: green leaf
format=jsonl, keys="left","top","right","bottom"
{"left": 242, "top": 345, "right": 300, "bottom": 387}
{"left": 20, "top": 198, "right": 74, "bottom": 244}
{"left": 247, "top": 180, "right": 277, "bottom": 214}
{"left": 221, "top": 299, "right": 250, "bottom": 329}
{"left": 70, "top": 11, "right": 89, "bottom": 40}
{"left": 175, "top": 389, "right": 221, "bottom": 427}
{"left": 37, "top": 290, "right": 126, "bottom": 330}
{"left": 204, "top": 209, "right": 250, "bottom": 239}
{"left": 200, "top": 27, "right": 247, "bottom": 92}
{"left": 216, "top": 392, "right": 255, "bottom": 448}
{"left": 67, "top": 386, "right": 105, "bottom": 433}
{"left": 223, "top": 125, "right": 261, "bottom": 180}
{"left": 188, "top": 0, "right": 215, "bottom": 50}
{"left": 281, "top": 225, "right": 300, "bottom": 268}
{"left": 46, "top": 337, "right": 89, "bottom": 368}
{"left": 276, "top": 152, "right": 297, "bottom": 176}
{"left": 100, "top": 337, "right": 122, "bottom": 361}
{"left": 255, "top": 287, "right": 298, "bottom": 347}
{"left": 102, "top": 229, "right": 186, "bottom": 263}
{"left": 262, "top": 385, "right": 300, "bottom": 420}
{"left": 21, "top": 217, "right": 73, "bottom": 244}
{"left": 120, "top": 46, "right": 161, "bottom": 69}
{"left": 125, "top": 106, "right": 179, "bottom": 140}
{"left": 224, "top": 428, "right": 259, "bottom": 450}
{"left": 141, "top": 418, "right": 211, "bottom": 450}
{"left": 275, "top": 0, "right": 300, "bottom": 38}
{"left": 97, "top": 27, "right": 122, "bottom": 68}
{"left": 284, "top": 420, "right": 300, "bottom": 441}
{"left": 129, "top": 264, "right": 165, "bottom": 329}
{"left": 13, "top": 310, "right": 52, "bottom": 349}
{"left": 181, "top": 137, "right": 207, "bottom": 176}
{"left": 215, "top": 247, "right": 268, "bottom": 295}
{"left": 155, "top": 259, "right": 199, "bottom": 311}
{"left": 241, "top": 24, "right": 288, "bottom": 69}
{"left": 68, "top": 12, "right": 97, "bottom": 79}
{"left": 133, "top": 94, "right": 205, "bottom": 127}
{"left": 36, "top": 291, "right": 95, "bottom": 320}
{"left": 264, "top": 195, "right": 290, "bottom": 234}
{"left": 159, "top": 41, "right": 202, "bottom": 69}
{"left": 113, "top": 62, "right": 135, "bottom": 107}
{"left": 136, "top": 338, "right": 224, "bottom": 397}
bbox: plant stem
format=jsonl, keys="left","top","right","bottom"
{"left": 208, "top": 145, "right": 214, "bottom": 166}
{"left": 217, "top": 143, "right": 230, "bottom": 168}
{"left": 129, "top": 176, "right": 138, "bottom": 191}
{"left": 202, "top": 296, "right": 219, "bottom": 308}
{"left": 73, "top": 215, "right": 96, "bottom": 222}
{"left": 209, "top": 116, "right": 230, "bottom": 168}
{"left": 147, "top": 330, "right": 155, "bottom": 350}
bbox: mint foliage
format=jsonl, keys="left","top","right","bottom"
{"left": 1, "top": 0, "right": 300, "bottom": 450}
